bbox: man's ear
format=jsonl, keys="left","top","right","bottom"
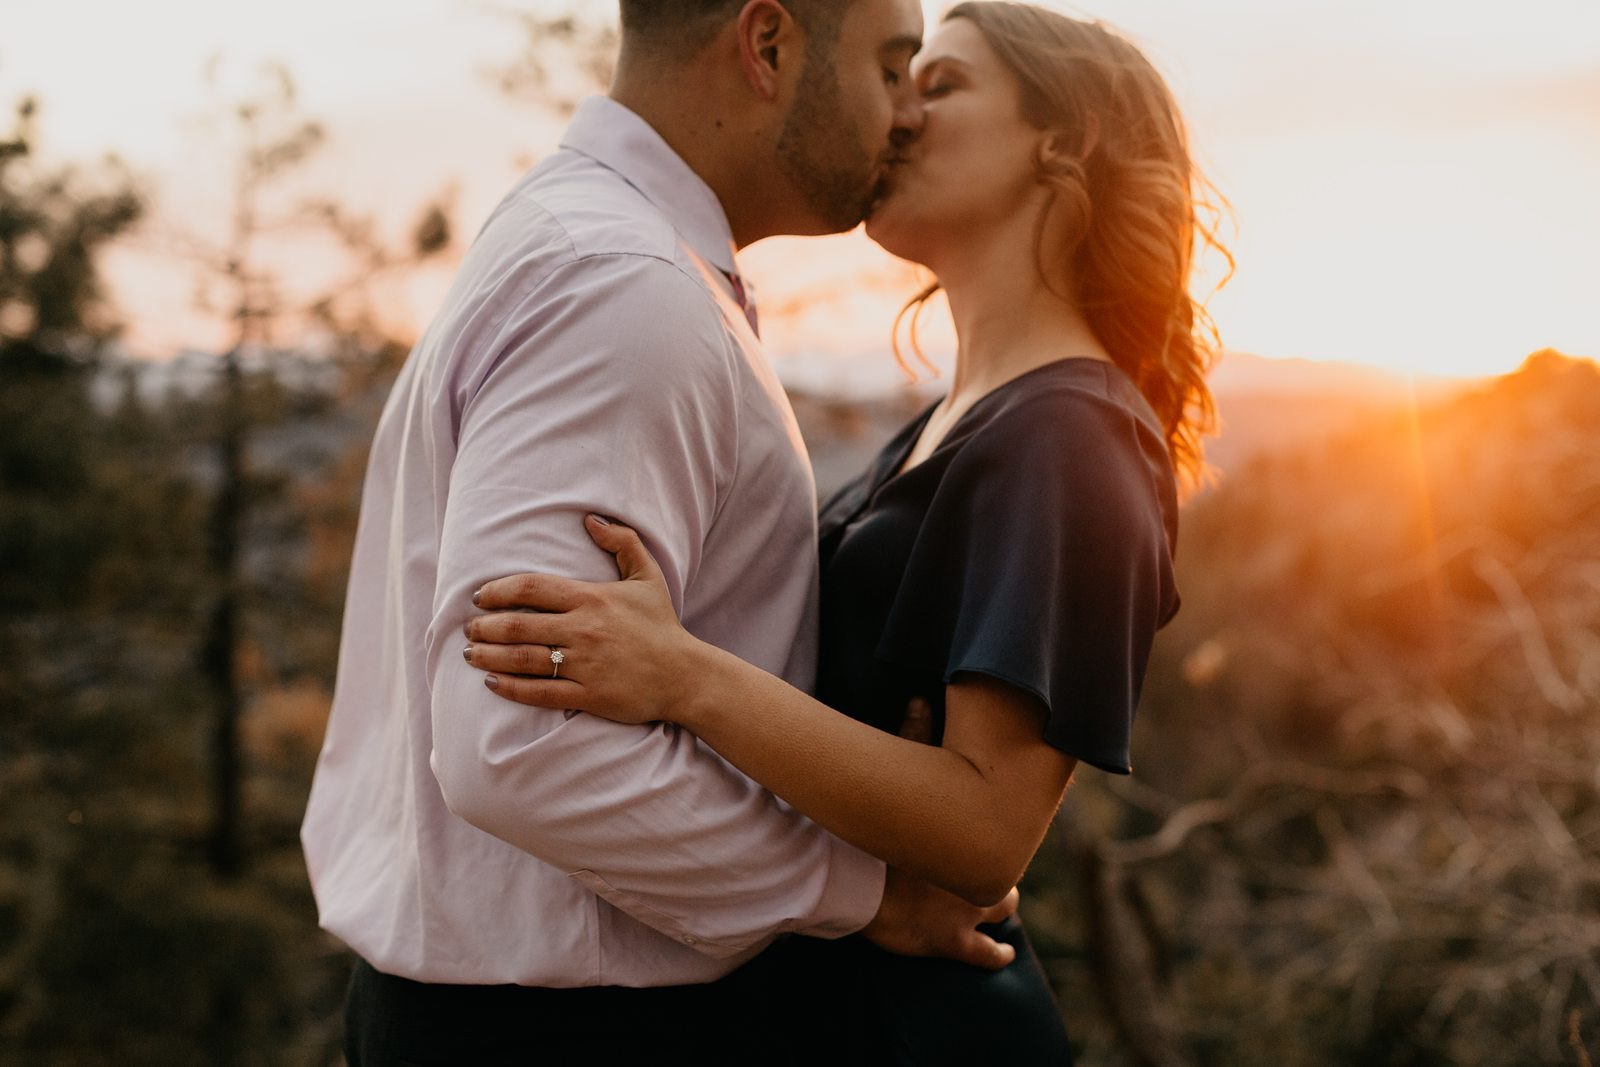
{"left": 736, "top": 0, "right": 798, "bottom": 100}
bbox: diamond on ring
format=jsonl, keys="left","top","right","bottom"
{"left": 550, "top": 648, "right": 565, "bottom": 678}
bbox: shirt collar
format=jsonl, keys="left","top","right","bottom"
{"left": 559, "top": 96, "right": 740, "bottom": 277}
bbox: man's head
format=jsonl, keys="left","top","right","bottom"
{"left": 619, "top": 1, "right": 847, "bottom": 72}
{"left": 614, "top": 0, "right": 925, "bottom": 241}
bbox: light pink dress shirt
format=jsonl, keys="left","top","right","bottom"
{"left": 300, "top": 96, "right": 886, "bottom": 987}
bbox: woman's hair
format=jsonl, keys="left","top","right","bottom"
{"left": 896, "top": 2, "right": 1232, "bottom": 490}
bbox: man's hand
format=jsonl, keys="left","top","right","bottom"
{"left": 899, "top": 696, "right": 935, "bottom": 745}
{"left": 861, "top": 867, "right": 1019, "bottom": 969}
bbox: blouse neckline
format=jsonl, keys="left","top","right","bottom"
{"left": 878, "top": 356, "right": 1121, "bottom": 494}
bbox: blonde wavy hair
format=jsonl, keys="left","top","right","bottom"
{"left": 894, "top": 2, "right": 1232, "bottom": 490}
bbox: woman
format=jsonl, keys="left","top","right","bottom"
{"left": 463, "top": 4, "right": 1224, "bottom": 1062}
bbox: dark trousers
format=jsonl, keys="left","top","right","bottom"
{"left": 345, "top": 920, "right": 1073, "bottom": 1067}
{"left": 769, "top": 917, "right": 1074, "bottom": 1067}
{"left": 343, "top": 955, "right": 788, "bottom": 1067}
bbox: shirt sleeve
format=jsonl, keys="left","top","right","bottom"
{"left": 426, "top": 252, "right": 884, "bottom": 958}
{"left": 876, "top": 388, "right": 1180, "bottom": 774}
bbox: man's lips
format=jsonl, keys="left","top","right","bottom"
{"left": 865, "top": 155, "right": 910, "bottom": 220}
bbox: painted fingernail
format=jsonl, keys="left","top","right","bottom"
{"left": 484, "top": 674, "right": 499, "bottom": 691}
{"left": 462, "top": 620, "right": 472, "bottom": 638}
{"left": 472, "top": 589, "right": 482, "bottom": 606}
{"left": 588, "top": 513, "right": 612, "bottom": 527}
{"left": 462, "top": 645, "right": 473, "bottom": 663}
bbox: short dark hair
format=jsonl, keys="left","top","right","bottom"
{"left": 618, "top": 0, "right": 848, "bottom": 62}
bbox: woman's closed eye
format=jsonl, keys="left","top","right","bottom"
{"left": 920, "top": 81, "right": 954, "bottom": 100}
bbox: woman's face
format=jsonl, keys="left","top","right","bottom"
{"left": 865, "top": 17, "right": 1045, "bottom": 266}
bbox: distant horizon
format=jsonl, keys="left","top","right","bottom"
{"left": 101, "top": 334, "right": 1593, "bottom": 405}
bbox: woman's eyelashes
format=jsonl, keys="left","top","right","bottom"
{"left": 920, "top": 80, "right": 955, "bottom": 100}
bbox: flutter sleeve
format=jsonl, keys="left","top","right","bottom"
{"left": 876, "top": 386, "right": 1180, "bottom": 774}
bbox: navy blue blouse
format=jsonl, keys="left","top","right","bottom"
{"left": 814, "top": 358, "right": 1180, "bottom": 774}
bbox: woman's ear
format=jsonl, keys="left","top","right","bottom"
{"left": 1036, "top": 134, "right": 1066, "bottom": 173}
{"left": 1038, "top": 115, "right": 1100, "bottom": 171}
{"left": 736, "top": 0, "right": 799, "bottom": 100}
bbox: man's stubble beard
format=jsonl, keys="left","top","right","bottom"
{"left": 776, "top": 50, "right": 882, "bottom": 232}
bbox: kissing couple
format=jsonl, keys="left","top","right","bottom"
{"left": 303, "top": 1, "right": 1223, "bottom": 1064}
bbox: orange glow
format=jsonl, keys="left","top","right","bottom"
{"left": 1399, "top": 375, "right": 1451, "bottom": 667}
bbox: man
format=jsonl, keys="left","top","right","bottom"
{"left": 301, "top": 1, "right": 1016, "bottom": 1062}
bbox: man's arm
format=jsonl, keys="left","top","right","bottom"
{"left": 425, "top": 253, "right": 884, "bottom": 958}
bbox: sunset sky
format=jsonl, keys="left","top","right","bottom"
{"left": 5, "top": 0, "right": 1598, "bottom": 386}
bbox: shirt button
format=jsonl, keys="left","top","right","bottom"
{"left": 682, "top": 935, "right": 698, "bottom": 945}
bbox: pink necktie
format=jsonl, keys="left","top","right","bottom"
{"left": 723, "top": 271, "right": 760, "bottom": 338}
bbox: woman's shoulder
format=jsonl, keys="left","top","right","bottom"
{"left": 948, "top": 358, "right": 1179, "bottom": 545}
{"left": 965, "top": 358, "right": 1164, "bottom": 449}
{"left": 950, "top": 359, "right": 1172, "bottom": 489}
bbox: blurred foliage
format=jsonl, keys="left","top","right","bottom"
{"left": 0, "top": 342, "right": 373, "bottom": 1064}
{"left": 0, "top": 97, "right": 142, "bottom": 614}
{"left": 172, "top": 61, "right": 450, "bottom": 880}
{"left": 1023, "top": 350, "right": 1600, "bottom": 1066}
{"left": 0, "top": 92, "right": 401, "bottom": 1065}
{"left": 482, "top": 8, "right": 618, "bottom": 117}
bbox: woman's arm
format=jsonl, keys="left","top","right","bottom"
{"left": 682, "top": 647, "right": 1078, "bottom": 907}
{"left": 467, "top": 516, "right": 1076, "bottom": 907}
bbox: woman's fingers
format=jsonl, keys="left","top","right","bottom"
{"left": 471, "top": 516, "right": 667, "bottom": 614}
{"left": 584, "top": 514, "right": 667, "bottom": 585}
{"left": 465, "top": 641, "right": 568, "bottom": 678}
{"left": 465, "top": 610, "right": 573, "bottom": 648}
{"left": 463, "top": 518, "right": 687, "bottom": 725}
{"left": 474, "top": 571, "right": 586, "bottom": 613}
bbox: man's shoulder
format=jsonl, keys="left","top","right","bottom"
{"left": 418, "top": 151, "right": 738, "bottom": 409}
{"left": 487, "top": 149, "right": 689, "bottom": 274}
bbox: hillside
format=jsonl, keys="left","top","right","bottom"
{"left": 1202, "top": 352, "right": 1466, "bottom": 478}
{"left": 1058, "top": 349, "right": 1600, "bottom": 1063}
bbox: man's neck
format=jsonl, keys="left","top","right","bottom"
{"left": 609, "top": 77, "right": 776, "bottom": 250}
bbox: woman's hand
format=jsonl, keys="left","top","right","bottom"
{"left": 464, "top": 514, "right": 704, "bottom": 723}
